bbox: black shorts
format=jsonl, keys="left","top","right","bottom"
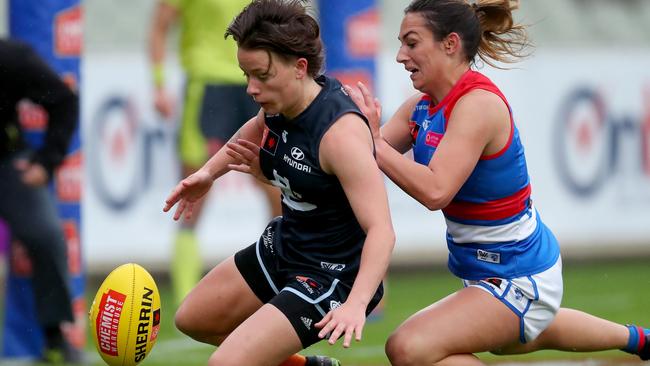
{"left": 198, "top": 83, "right": 259, "bottom": 142}
{"left": 234, "top": 221, "right": 383, "bottom": 347}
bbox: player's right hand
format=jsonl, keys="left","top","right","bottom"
{"left": 344, "top": 82, "right": 382, "bottom": 140}
{"left": 163, "top": 169, "right": 213, "bottom": 221}
{"left": 226, "top": 139, "right": 271, "bottom": 185}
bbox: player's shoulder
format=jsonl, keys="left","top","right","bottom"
{"left": 326, "top": 112, "right": 369, "bottom": 140}
{"left": 455, "top": 88, "right": 508, "bottom": 117}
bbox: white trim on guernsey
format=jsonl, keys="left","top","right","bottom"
{"left": 447, "top": 206, "right": 538, "bottom": 244}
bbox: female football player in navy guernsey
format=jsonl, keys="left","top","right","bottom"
{"left": 163, "top": 1, "right": 395, "bottom": 366}
{"left": 345, "top": 0, "right": 650, "bottom": 365}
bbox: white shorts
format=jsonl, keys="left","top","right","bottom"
{"left": 462, "top": 256, "right": 563, "bottom": 343}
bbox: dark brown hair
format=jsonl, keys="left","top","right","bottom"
{"left": 225, "top": 0, "right": 324, "bottom": 77}
{"left": 405, "top": 0, "right": 530, "bottom": 67}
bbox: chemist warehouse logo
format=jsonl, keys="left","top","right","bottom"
{"left": 96, "top": 290, "right": 126, "bottom": 356}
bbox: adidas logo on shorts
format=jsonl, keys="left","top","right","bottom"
{"left": 301, "top": 316, "right": 312, "bottom": 330}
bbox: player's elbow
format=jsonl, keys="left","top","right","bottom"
{"left": 420, "top": 190, "right": 453, "bottom": 211}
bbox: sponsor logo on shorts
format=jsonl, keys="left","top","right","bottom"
{"left": 301, "top": 316, "right": 312, "bottom": 330}
{"left": 477, "top": 249, "right": 500, "bottom": 264}
{"left": 329, "top": 300, "right": 342, "bottom": 311}
{"left": 486, "top": 278, "right": 502, "bottom": 288}
{"left": 96, "top": 289, "right": 126, "bottom": 356}
{"left": 296, "top": 276, "right": 322, "bottom": 294}
{"left": 513, "top": 287, "right": 524, "bottom": 301}
{"left": 321, "top": 261, "right": 346, "bottom": 271}
{"left": 261, "top": 226, "right": 275, "bottom": 254}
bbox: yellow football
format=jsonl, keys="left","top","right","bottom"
{"left": 89, "top": 263, "right": 161, "bottom": 366}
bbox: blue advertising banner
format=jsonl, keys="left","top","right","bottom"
{"left": 3, "top": 0, "right": 84, "bottom": 359}
{"left": 318, "top": 0, "right": 378, "bottom": 92}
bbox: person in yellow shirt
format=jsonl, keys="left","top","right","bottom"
{"left": 149, "top": 0, "right": 281, "bottom": 306}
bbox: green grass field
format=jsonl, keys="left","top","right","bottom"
{"left": 9, "top": 258, "right": 650, "bottom": 365}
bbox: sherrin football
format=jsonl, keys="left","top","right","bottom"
{"left": 89, "top": 263, "right": 161, "bottom": 366}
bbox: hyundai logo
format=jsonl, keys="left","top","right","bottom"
{"left": 290, "top": 147, "right": 305, "bottom": 161}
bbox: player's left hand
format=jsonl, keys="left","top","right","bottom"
{"left": 226, "top": 139, "right": 271, "bottom": 185}
{"left": 315, "top": 301, "right": 366, "bottom": 348}
{"left": 344, "top": 82, "right": 382, "bottom": 140}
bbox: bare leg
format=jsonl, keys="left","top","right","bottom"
{"left": 385, "top": 287, "right": 520, "bottom": 366}
{"left": 174, "top": 256, "right": 263, "bottom": 345}
{"left": 208, "top": 304, "right": 303, "bottom": 366}
{"left": 498, "top": 308, "right": 629, "bottom": 354}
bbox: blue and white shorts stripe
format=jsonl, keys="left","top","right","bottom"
{"left": 462, "top": 256, "right": 563, "bottom": 343}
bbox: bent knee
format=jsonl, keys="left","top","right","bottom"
{"left": 175, "top": 302, "right": 228, "bottom": 345}
{"left": 174, "top": 304, "right": 197, "bottom": 337}
{"left": 175, "top": 303, "right": 210, "bottom": 340}
{"left": 386, "top": 331, "right": 439, "bottom": 366}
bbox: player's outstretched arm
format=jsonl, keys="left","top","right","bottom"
{"left": 163, "top": 111, "right": 265, "bottom": 219}
{"left": 163, "top": 169, "right": 213, "bottom": 221}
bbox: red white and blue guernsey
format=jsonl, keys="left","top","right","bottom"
{"left": 409, "top": 70, "right": 560, "bottom": 280}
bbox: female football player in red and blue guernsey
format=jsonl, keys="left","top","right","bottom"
{"left": 163, "top": 1, "right": 395, "bottom": 366}
{"left": 345, "top": 0, "right": 649, "bottom": 365}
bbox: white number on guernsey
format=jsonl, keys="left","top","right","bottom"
{"left": 272, "top": 169, "right": 317, "bottom": 211}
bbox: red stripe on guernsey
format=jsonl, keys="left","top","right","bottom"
{"left": 443, "top": 184, "right": 531, "bottom": 221}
